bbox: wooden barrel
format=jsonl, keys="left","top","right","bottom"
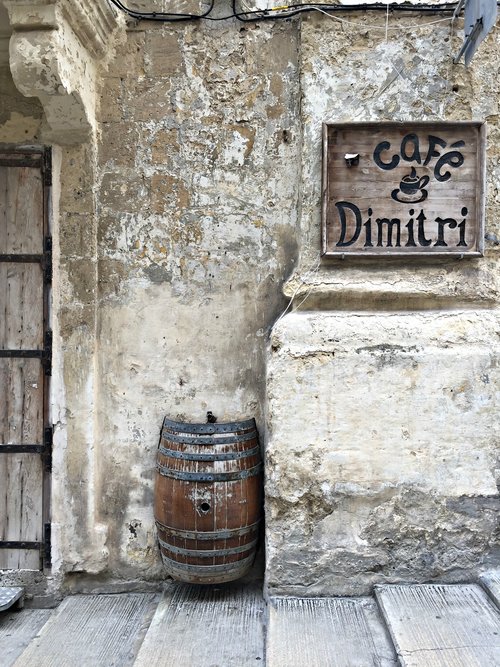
{"left": 154, "top": 417, "right": 262, "bottom": 584}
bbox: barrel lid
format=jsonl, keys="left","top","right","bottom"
{"left": 162, "top": 417, "right": 256, "bottom": 434}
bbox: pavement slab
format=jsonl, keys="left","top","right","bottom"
{"left": 133, "top": 583, "right": 265, "bottom": 667}
{"left": 12, "top": 593, "right": 157, "bottom": 667}
{"left": 1, "top": 607, "right": 52, "bottom": 667}
{"left": 375, "top": 583, "right": 500, "bottom": 667}
{"left": 266, "top": 596, "right": 398, "bottom": 667}
{"left": 479, "top": 570, "right": 500, "bottom": 609}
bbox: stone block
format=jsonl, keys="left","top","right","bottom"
{"left": 124, "top": 77, "right": 173, "bottom": 122}
{"left": 0, "top": 109, "right": 41, "bottom": 143}
{"left": 98, "top": 77, "right": 123, "bottom": 123}
{"left": 126, "top": 0, "right": 206, "bottom": 12}
{"left": 100, "top": 172, "right": 149, "bottom": 214}
{"left": 267, "top": 596, "right": 397, "bottom": 666}
{"left": 97, "top": 259, "right": 129, "bottom": 299}
{"left": 59, "top": 146, "right": 96, "bottom": 214}
{"left": 59, "top": 212, "right": 97, "bottom": 258}
{"left": 375, "top": 584, "right": 500, "bottom": 666}
{"left": 97, "top": 214, "right": 124, "bottom": 254}
{"left": 98, "top": 122, "right": 138, "bottom": 167}
{"left": 255, "top": 27, "right": 298, "bottom": 75}
{"left": 60, "top": 258, "right": 97, "bottom": 305}
{"left": 150, "top": 127, "right": 180, "bottom": 165}
{"left": 266, "top": 310, "right": 500, "bottom": 596}
{"left": 107, "top": 32, "right": 145, "bottom": 79}
{"left": 59, "top": 304, "right": 96, "bottom": 337}
{"left": 150, "top": 173, "right": 190, "bottom": 214}
{"left": 145, "top": 31, "right": 183, "bottom": 77}
{"left": 0, "top": 65, "right": 43, "bottom": 126}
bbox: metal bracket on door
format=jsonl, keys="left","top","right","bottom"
{"left": 43, "top": 236, "right": 52, "bottom": 283}
{"left": 43, "top": 427, "right": 53, "bottom": 472}
{"left": 43, "top": 148, "right": 52, "bottom": 186}
{"left": 0, "top": 540, "right": 42, "bottom": 549}
{"left": 41, "top": 330, "right": 52, "bottom": 376}
{"left": 0, "top": 532, "right": 51, "bottom": 570}
{"left": 0, "top": 429, "right": 52, "bottom": 468}
{"left": 0, "top": 330, "right": 52, "bottom": 376}
{"left": 43, "top": 523, "right": 51, "bottom": 569}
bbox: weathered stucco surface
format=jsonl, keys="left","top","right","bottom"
{"left": 1, "top": 1, "right": 498, "bottom": 596}
{"left": 2, "top": 3, "right": 300, "bottom": 592}
{"left": 92, "top": 19, "right": 300, "bottom": 582}
{"left": 267, "top": 311, "right": 499, "bottom": 595}
{"left": 266, "top": 14, "right": 500, "bottom": 595}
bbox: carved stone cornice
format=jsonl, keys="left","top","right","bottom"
{"left": 4, "top": 0, "right": 126, "bottom": 144}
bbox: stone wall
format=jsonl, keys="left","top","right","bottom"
{"left": 0, "top": 65, "right": 43, "bottom": 141}
{"left": 2, "top": 2, "right": 301, "bottom": 592}
{"left": 0, "top": 3, "right": 43, "bottom": 143}
{"left": 92, "top": 18, "right": 301, "bottom": 581}
{"left": 266, "top": 13, "right": 500, "bottom": 595}
{"left": 2, "top": 1, "right": 498, "bottom": 596}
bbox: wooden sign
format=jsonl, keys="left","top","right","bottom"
{"left": 322, "top": 122, "right": 485, "bottom": 257}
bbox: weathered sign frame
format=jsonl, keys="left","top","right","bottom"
{"left": 322, "top": 122, "right": 486, "bottom": 258}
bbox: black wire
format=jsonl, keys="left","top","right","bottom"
{"left": 108, "top": 0, "right": 215, "bottom": 21}
{"left": 235, "top": 0, "right": 500, "bottom": 18}
{"left": 108, "top": 0, "right": 481, "bottom": 23}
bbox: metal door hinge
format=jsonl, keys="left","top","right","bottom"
{"left": 42, "top": 330, "right": 52, "bottom": 376}
{"left": 43, "top": 148, "right": 52, "bottom": 186}
{"left": 43, "top": 523, "right": 51, "bottom": 569}
{"left": 43, "top": 427, "right": 53, "bottom": 473}
{"left": 43, "top": 236, "right": 52, "bottom": 283}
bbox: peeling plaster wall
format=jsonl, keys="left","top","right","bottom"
{"left": 0, "top": 60, "right": 43, "bottom": 141}
{"left": 92, "top": 19, "right": 301, "bottom": 581}
{"left": 53, "top": 13, "right": 500, "bottom": 589}
{"left": 2, "top": 3, "right": 498, "bottom": 595}
{"left": 266, "top": 14, "right": 500, "bottom": 595}
{"left": 267, "top": 311, "right": 499, "bottom": 595}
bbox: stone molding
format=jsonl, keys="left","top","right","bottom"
{"left": 4, "top": 0, "right": 126, "bottom": 144}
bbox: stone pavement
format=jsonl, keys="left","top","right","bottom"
{"left": 1, "top": 574, "right": 500, "bottom": 666}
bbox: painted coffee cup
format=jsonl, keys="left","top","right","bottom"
{"left": 400, "top": 173, "right": 429, "bottom": 195}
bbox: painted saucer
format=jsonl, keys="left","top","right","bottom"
{"left": 391, "top": 189, "right": 428, "bottom": 204}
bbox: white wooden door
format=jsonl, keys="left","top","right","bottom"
{"left": 0, "top": 147, "right": 51, "bottom": 570}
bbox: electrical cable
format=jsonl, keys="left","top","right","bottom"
{"left": 108, "top": 0, "right": 215, "bottom": 21}
{"left": 313, "top": 6, "right": 454, "bottom": 29}
{"left": 107, "top": 0, "right": 472, "bottom": 23}
{"left": 274, "top": 255, "right": 321, "bottom": 325}
{"left": 233, "top": 0, "right": 462, "bottom": 22}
